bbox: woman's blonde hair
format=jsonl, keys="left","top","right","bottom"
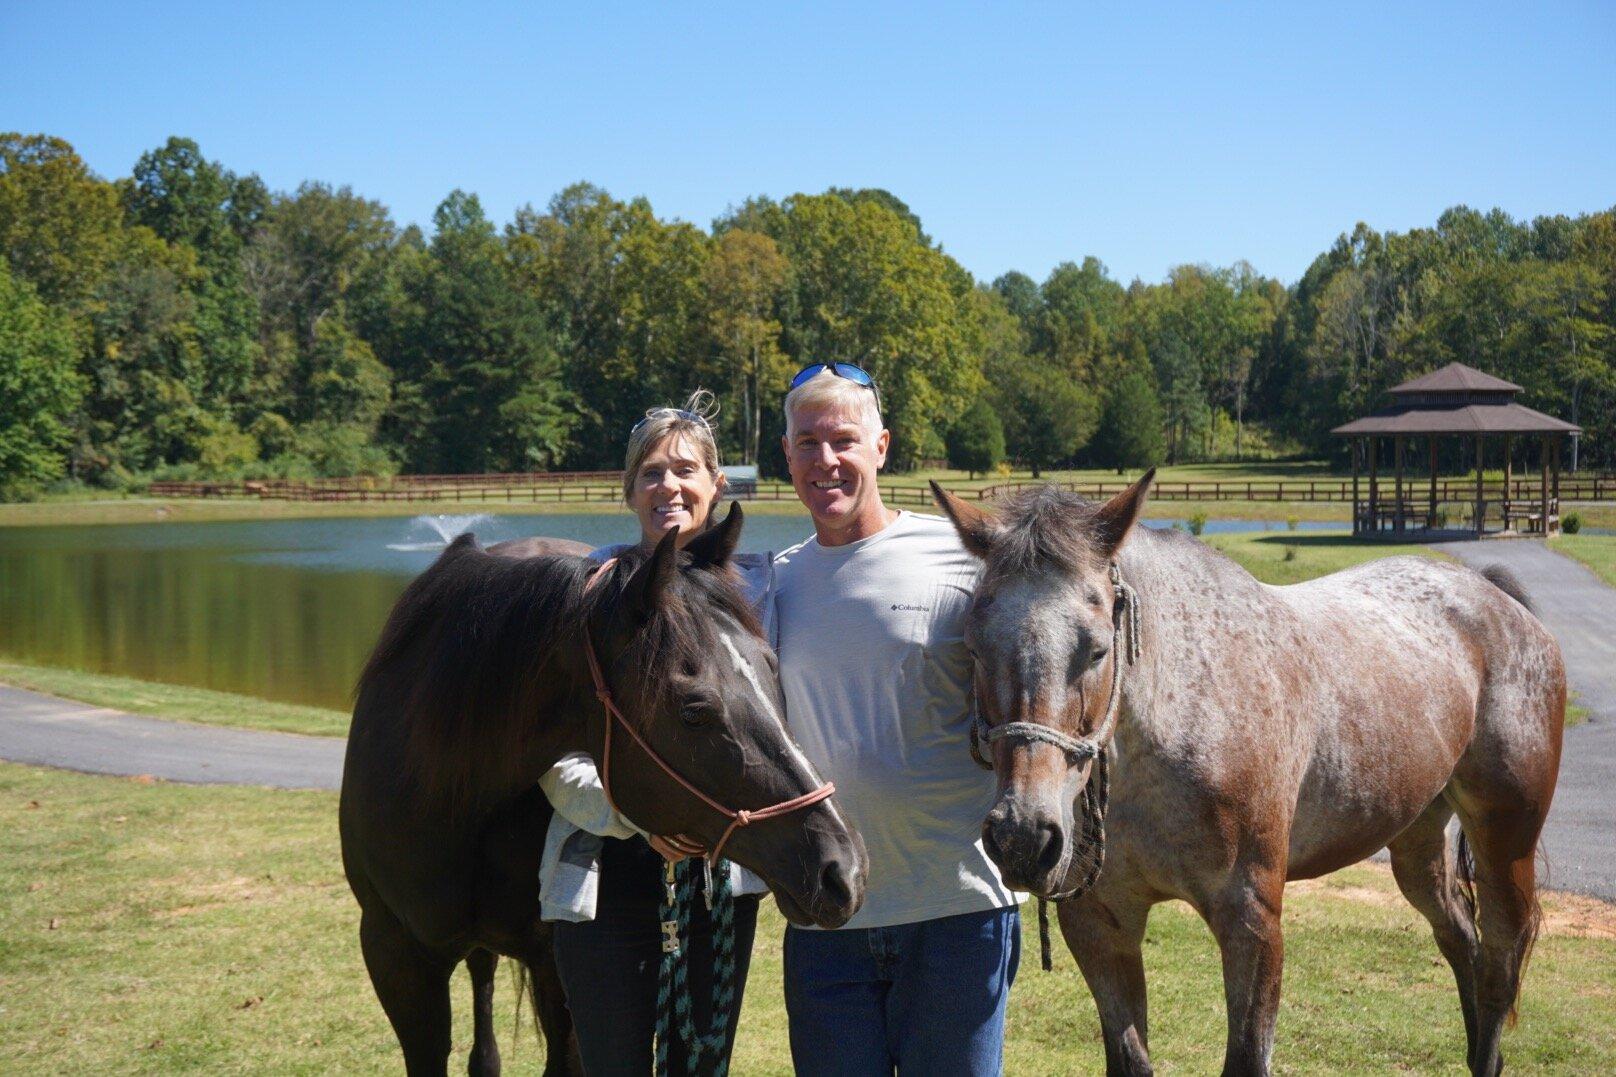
{"left": 621, "top": 389, "right": 726, "bottom": 506}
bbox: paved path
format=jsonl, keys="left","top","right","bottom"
{"left": 2, "top": 539, "right": 1611, "bottom": 899}
{"left": 1434, "top": 540, "right": 1616, "bottom": 901}
{"left": 0, "top": 684, "right": 342, "bottom": 790}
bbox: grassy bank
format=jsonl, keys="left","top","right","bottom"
{"left": 1551, "top": 533, "right": 1616, "bottom": 588}
{"left": 3, "top": 762, "right": 1612, "bottom": 1074}
{"left": 0, "top": 661, "right": 349, "bottom": 738}
{"left": 1203, "top": 528, "right": 1447, "bottom": 584}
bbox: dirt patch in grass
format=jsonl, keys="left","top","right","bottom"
{"left": 1292, "top": 862, "right": 1616, "bottom": 940}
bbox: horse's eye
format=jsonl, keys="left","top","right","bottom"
{"left": 679, "top": 703, "right": 709, "bottom": 728}
{"left": 1088, "top": 645, "right": 1109, "bottom": 669}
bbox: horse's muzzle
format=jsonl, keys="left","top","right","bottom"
{"left": 983, "top": 795, "right": 1070, "bottom": 895}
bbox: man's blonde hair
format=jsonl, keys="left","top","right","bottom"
{"left": 621, "top": 389, "right": 725, "bottom": 505}
{"left": 784, "top": 369, "right": 884, "bottom": 439}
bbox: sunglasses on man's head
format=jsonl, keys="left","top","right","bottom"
{"left": 788, "top": 363, "right": 882, "bottom": 409}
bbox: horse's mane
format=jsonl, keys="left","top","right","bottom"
{"left": 355, "top": 534, "right": 761, "bottom": 807}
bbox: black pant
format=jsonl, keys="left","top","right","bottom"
{"left": 551, "top": 835, "right": 760, "bottom": 1076}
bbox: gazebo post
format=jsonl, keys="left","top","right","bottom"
{"left": 1368, "top": 436, "right": 1379, "bottom": 536}
{"left": 1351, "top": 438, "right": 1361, "bottom": 535}
{"left": 1552, "top": 435, "right": 1562, "bottom": 533}
{"left": 1540, "top": 434, "right": 1550, "bottom": 536}
{"left": 1503, "top": 434, "right": 1513, "bottom": 531}
{"left": 1427, "top": 437, "right": 1438, "bottom": 530}
{"left": 1474, "top": 435, "right": 1485, "bottom": 537}
{"left": 1394, "top": 435, "right": 1405, "bottom": 532}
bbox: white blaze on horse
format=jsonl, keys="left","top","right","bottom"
{"left": 932, "top": 473, "right": 1564, "bottom": 1077}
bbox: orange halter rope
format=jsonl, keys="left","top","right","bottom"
{"left": 582, "top": 559, "right": 836, "bottom": 863}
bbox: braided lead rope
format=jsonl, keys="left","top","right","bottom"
{"left": 656, "top": 858, "right": 737, "bottom": 1077}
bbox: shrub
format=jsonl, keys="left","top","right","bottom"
{"left": 1286, "top": 516, "right": 1300, "bottom": 532}
{"left": 1187, "top": 511, "right": 1207, "bottom": 537}
{"left": 1562, "top": 511, "right": 1582, "bottom": 534}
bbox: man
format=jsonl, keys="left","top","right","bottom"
{"left": 773, "top": 364, "right": 1019, "bottom": 1076}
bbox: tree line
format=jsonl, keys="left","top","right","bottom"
{"left": 2, "top": 132, "right": 1613, "bottom": 499}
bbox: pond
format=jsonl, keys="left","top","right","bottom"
{"left": 0, "top": 511, "right": 1339, "bottom": 711}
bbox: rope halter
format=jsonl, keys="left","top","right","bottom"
{"left": 582, "top": 558, "right": 836, "bottom": 864}
{"left": 970, "top": 561, "right": 1139, "bottom": 770}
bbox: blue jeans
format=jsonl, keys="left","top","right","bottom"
{"left": 784, "top": 905, "right": 1021, "bottom": 1077}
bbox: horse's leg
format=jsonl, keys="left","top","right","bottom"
{"left": 466, "top": 948, "right": 501, "bottom": 1077}
{"left": 1387, "top": 796, "right": 1481, "bottom": 1067}
{"left": 1058, "top": 890, "right": 1156, "bottom": 1076}
{"left": 1204, "top": 867, "right": 1286, "bottom": 1077}
{"left": 360, "top": 906, "right": 455, "bottom": 1076}
{"left": 1457, "top": 806, "right": 1545, "bottom": 1077}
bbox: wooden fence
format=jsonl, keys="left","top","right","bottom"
{"left": 146, "top": 473, "right": 1616, "bottom": 505}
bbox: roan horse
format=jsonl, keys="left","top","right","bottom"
{"left": 341, "top": 505, "right": 867, "bottom": 1074}
{"left": 932, "top": 474, "right": 1564, "bottom": 1076}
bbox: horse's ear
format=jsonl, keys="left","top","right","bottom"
{"left": 1093, "top": 468, "right": 1155, "bottom": 558}
{"left": 624, "top": 528, "right": 680, "bottom": 622}
{"left": 931, "top": 481, "right": 1000, "bottom": 559}
{"left": 685, "top": 502, "right": 743, "bottom": 569}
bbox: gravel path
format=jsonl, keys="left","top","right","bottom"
{"left": 0, "top": 684, "right": 342, "bottom": 790}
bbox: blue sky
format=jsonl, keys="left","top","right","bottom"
{"left": 4, "top": 2, "right": 1612, "bottom": 285}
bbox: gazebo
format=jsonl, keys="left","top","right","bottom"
{"left": 1332, "top": 362, "right": 1582, "bottom": 539}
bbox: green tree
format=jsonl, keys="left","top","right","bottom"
{"left": 996, "top": 357, "right": 1098, "bottom": 478}
{"left": 389, "top": 191, "right": 574, "bottom": 472}
{"left": 946, "top": 398, "right": 1005, "bottom": 478}
{"left": 0, "top": 133, "right": 125, "bottom": 309}
{"left": 1094, "top": 365, "right": 1166, "bottom": 473}
{"left": 705, "top": 228, "right": 789, "bottom": 464}
{"left": 0, "top": 262, "right": 83, "bottom": 497}
{"left": 749, "top": 192, "right": 984, "bottom": 468}
{"left": 122, "top": 138, "right": 265, "bottom": 425}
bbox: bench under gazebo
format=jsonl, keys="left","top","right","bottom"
{"left": 1332, "top": 362, "right": 1581, "bottom": 539}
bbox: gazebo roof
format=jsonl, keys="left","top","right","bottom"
{"left": 1332, "top": 402, "right": 1581, "bottom": 436}
{"left": 1332, "top": 361, "right": 1581, "bottom": 437}
{"left": 1390, "top": 362, "right": 1521, "bottom": 395}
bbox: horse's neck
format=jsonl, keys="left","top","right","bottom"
{"left": 1114, "top": 526, "right": 1265, "bottom": 746}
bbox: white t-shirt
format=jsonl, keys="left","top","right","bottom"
{"left": 773, "top": 511, "right": 1014, "bottom": 929}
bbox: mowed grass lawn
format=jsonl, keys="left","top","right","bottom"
{"left": 4, "top": 763, "right": 1614, "bottom": 1074}
{"left": 1551, "top": 532, "right": 1616, "bottom": 588}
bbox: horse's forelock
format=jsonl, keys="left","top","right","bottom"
{"left": 594, "top": 547, "right": 764, "bottom": 727}
{"left": 985, "top": 486, "right": 1110, "bottom": 582}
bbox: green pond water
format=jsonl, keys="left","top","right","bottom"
{"left": 0, "top": 511, "right": 817, "bottom": 711}
{"left": 0, "top": 511, "right": 1333, "bottom": 712}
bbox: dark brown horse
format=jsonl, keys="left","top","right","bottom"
{"left": 933, "top": 475, "right": 1564, "bottom": 1076}
{"left": 341, "top": 505, "right": 867, "bottom": 1075}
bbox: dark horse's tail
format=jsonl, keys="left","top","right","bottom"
{"left": 1480, "top": 564, "right": 1535, "bottom": 616}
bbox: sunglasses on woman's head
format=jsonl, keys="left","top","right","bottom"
{"left": 788, "top": 363, "right": 882, "bottom": 409}
{"left": 631, "top": 408, "right": 712, "bottom": 435}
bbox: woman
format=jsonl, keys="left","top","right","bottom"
{"left": 539, "top": 390, "right": 771, "bottom": 1075}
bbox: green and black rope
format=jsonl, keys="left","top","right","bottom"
{"left": 655, "top": 858, "right": 737, "bottom": 1077}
